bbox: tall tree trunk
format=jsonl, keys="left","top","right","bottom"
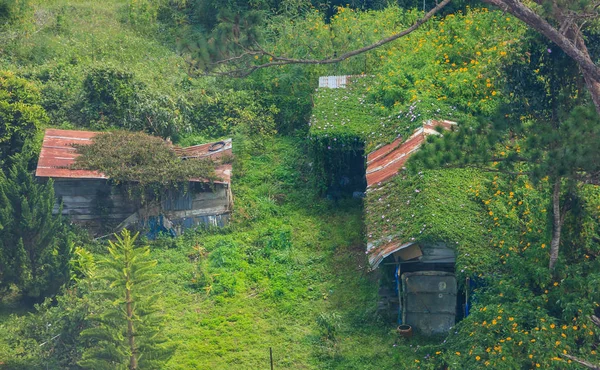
{"left": 126, "top": 284, "right": 137, "bottom": 369}
{"left": 573, "top": 30, "right": 600, "bottom": 114}
{"left": 549, "top": 177, "right": 562, "bottom": 271}
{"left": 482, "top": 0, "right": 600, "bottom": 115}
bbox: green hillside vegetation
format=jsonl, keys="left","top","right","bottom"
{"left": 0, "top": 0, "right": 599, "bottom": 369}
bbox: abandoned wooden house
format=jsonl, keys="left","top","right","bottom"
{"left": 35, "top": 129, "right": 233, "bottom": 236}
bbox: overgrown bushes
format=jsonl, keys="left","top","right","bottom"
{"left": 0, "top": 71, "right": 47, "bottom": 162}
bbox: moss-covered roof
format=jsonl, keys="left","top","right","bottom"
{"left": 308, "top": 80, "right": 427, "bottom": 152}
{"left": 365, "top": 168, "right": 488, "bottom": 268}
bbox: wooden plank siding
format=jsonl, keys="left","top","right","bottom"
{"left": 51, "top": 179, "right": 138, "bottom": 222}
{"left": 48, "top": 178, "right": 232, "bottom": 234}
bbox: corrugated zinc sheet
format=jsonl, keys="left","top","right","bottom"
{"left": 162, "top": 190, "right": 193, "bottom": 211}
{"left": 367, "top": 240, "right": 416, "bottom": 270}
{"left": 35, "top": 129, "right": 232, "bottom": 184}
{"left": 318, "top": 75, "right": 351, "bottom": 88}
{"left": 366, "top": 120, "right": 456, "bottom": 189}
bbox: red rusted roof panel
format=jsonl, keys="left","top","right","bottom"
{"left": 365, "top": 120, "right": 456, "bottom": 189}
{"left": 36, "top": 129, "right": 104, "bottom": 179}
{"left": 36, "top": 129, "right": 232, "bottom": 184}
{"left": 366, "top": 136, "right": 403, "bottom": 165}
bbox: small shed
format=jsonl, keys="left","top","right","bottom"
{"left": 364, "top": 120, "right": 469, "bottom": 335}
{"left": 35, "top": 129, "right": 233, "bottom": 236}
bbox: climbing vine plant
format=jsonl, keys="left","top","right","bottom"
{"left": 73, "top": 131, "right": 218, "bottom": 192}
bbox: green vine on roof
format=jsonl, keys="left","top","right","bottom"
{"left": 366, "top": 168, "right": 490, "bottom": 274}
{"left": 72, "top": 131, "right": 218, "bottom": 189}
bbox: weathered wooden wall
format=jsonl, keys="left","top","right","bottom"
{"left": 52, "top": 179, "right": 138, "bottom": 222}
{"left": 50, "top": 179, "right": 232, "bottom": 234}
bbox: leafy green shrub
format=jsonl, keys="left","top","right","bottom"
{"left": 79, "top": 66, "right": 141, "bottom": 129}
{"left": 0, "top": 70, "right": 47, "bottom": 162}
{"left": 0, "top": 0, "right": 28, "bottom": 28}
{"left": 187, "top": 88, "right": 278, "bottom": 138}
{"left": 0, "top": 286, "right": 95, "bottom": 369}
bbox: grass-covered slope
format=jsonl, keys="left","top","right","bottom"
{"left": 150, "top": 137, "right": 435, "bottom": 369}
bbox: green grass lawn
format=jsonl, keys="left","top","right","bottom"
{"left": 140, "top": 137, "right": 438, "bottom": 369}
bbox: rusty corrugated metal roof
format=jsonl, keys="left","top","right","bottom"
{"left": 36, "top": 129, "right": 232, "bottom": 184}
{"left": 366, "top": 120, "right": 456, "bottom": 189}
{"left": 36, "top": 129, "right": 106, "bottom": 179}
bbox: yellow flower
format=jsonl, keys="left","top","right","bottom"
{"left": 456, "top": 351, "right": 461, "bottom": 356}
{"left": 550, "top": 324, "right": 555, "bottom": 329}
{"left": 476, "top": 356, "right": 481, "bottom": 361}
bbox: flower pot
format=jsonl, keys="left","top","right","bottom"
{"left": 397, "top": 324, "right": 413, "bottom": 338}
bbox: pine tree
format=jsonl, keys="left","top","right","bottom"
{"left": 79, "top": 229, "right": 172, "bottom": 370}
{"left": 0, "top": 155, "right": 71, "bottom": 300}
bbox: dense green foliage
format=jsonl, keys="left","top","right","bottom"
{"left": 439, "top": 177, "right": 600, "bottom": 369}
{"left": 365, "top": 169, "right": 489, "bottom": 269}
{"left": 308, "top": 7, "right": 523, "bottom": 150}
{"left": 0, "top": 71, "right": 47, "bottom": 162}
{"left": 0, "top": 156, "right": 72, "bottom": 301}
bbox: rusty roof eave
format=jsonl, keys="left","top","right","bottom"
{"left": 368, "top": 240, "right": 416, "bottom": 270}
